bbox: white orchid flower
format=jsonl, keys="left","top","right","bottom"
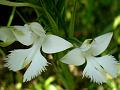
{"left": 60, "top": 32, "right": 118, "bottom": 84}
{"left": 0, "top": 27, "right": 16, "bottom": 47}
{"left": 0, "top": 24, "right": 36, "bottom": 46}
{"left": 5, "top": 22, "right": 73, "bottom": 82}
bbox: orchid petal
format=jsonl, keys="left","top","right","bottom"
{"left": 12, "top": 26, "right": 36, "bottom": 46}
{"left": 23, "top": 50, "right": 49, "bottom": 82}
{"left": 0, "top": 27, "right": 16, "bottom": 47}
{"left": 60, "top": 48, "right": 85, "bottom": 66}
{"left": 96, "top": 55, "right": 118, "bottom": 78}
{"left": 91, "top": 32, "right": 113, "bottom": 56}
{"left": 28, "top": 22, "right": 45, "bottom": 36}
{"left": 4, "top": 38, "right": 41, "bottom": 71}
{"left": 4, "top": 49, "right": 30, "bottom": 71}
{"left": 83, "top": 56, "right": 107, "bottom": 84}
{"left": 42, "top": 35, "right": 73, "bottom": 53}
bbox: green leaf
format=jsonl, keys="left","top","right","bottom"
{"left": 57, "top": 63, "right": 75, "bottom": 90}
{"left": 68, "top": 0, "right": 77, "bottom": 37}
{"left": 40, "top": 0, "right": 58, "bottom": 34}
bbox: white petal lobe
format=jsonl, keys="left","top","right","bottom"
{"left": 91, "top": 32, "right": 113, "bottom": 56}
{"left": 83, "top": 57, "right": 107, "bottom": 84}
{"left": 42, "top": 35, "right": 73, "bottom": 53}
{"left": 0, "top": 27, "right": 16, "bottom": 46}
{"left": 12, "top": 26, "right": 36, "bottom": 46}
{"left": 0, "top": 27, "right": 15, "bottom": 41}
{"left": 23, "top": 50, "right": 49, "bottom": 82}
{"left": 4, "top": 49, "right": 30, "bottom": 71}
{"left": 60, "top": 48, "right": 85, "bottom": 66}
{"left": 28, "top": 22, "right": 45, "bottom": 36}
{"left": 96, "top": 55, "right": 118, "bottom": 78}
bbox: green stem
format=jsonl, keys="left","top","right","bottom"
{"left": 7, "top": 7, "right": 16, "bottom": 26}
{"left": 0, "top": 0, "right": 41, "bottom": 9}
{"left": 68, "top": 0, "right": 77, "bottom": 37}
{"left": 0, "top": 0, "right": 43, "bottom": 24}
{"left": 0, "top": 48, "right": 5, "bottom": 58}
{"left": 33, "top": 8, "right": 40, "bottom": 19}
{"left": 16, "top": 10, "right": 27, "bottom": 23}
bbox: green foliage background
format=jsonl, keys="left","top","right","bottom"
{"left": 0, "top": 0, "right": 120, "bottom": 90}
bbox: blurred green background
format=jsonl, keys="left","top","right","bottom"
{"left": 0, "top": 0, "right": 120, "bottom": 90}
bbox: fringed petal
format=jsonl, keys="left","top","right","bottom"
{"left": 23, "top": 50, "right": 49, "bottom": 82}
{"left": 4, "top": 49, "right": 30, "bottom": 71}
{"left": 96, "top": 55, "right": 118, "bottom": 78}
{"left": 83, "top": 56, "right": 107, "bottom": 84}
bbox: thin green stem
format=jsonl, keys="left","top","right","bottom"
{"left": 33, "top": 8, "right": 40, "bottom": 19}
{"left": 7, "top": 7, "right": 16, "bottom": 26}
{"left": 16, "top": 10, "right": 27, "bottom": 23}
{"left": 0, "top": 48, "right": 5, "bottom": 58}
{"left": 0, "top": 0, "right": 41, "bottom": 9}
{"left": 68, "top": 0, "right": 77, "bottom": 37}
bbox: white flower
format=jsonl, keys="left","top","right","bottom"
{"left": 0, "top": 24, "right": 36, "bottom": 46}
{"left": 4, "top": 22, "right": 73, "bottom": 82}
{"left": 0, "top": 27, "right": 16, "bottom": 47}
{"left": 60, "top": 32, "right": 118, "bottom": 84}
